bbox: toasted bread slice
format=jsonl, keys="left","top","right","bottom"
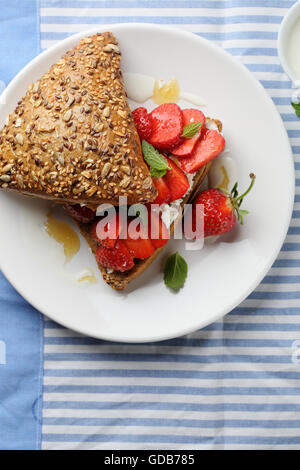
{"left": 74, "top": 118, "right": 222, "bottom": 290}
{"left": 0, "top": 33, "right": 156, "bottom": 205}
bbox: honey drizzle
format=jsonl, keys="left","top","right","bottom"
{"left": 219, "top": 165, "right": 230, "bottom": 191}
{"left": 78, "top": 274, "right": 97, "bottom": 284}
{"left": 152, "top": 78, "right": 180, "bottom": 105}
{"left": 45, "top": 213, "right": 80, "bottom": 263}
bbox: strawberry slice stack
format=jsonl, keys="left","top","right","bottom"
{"left": 172, "top": 109, "right": 206, "bottom": 157}
{"left": 152, "top": 156, "right": 190, "bottom": 205}
{"left": 133, "top": 103, "right": 225, "bottom": 176}
{"left": 179, "top": 128, "right": 225, "bottom": 173}
{"left": 90, "top": 210, "right": 170, "bottom": 272}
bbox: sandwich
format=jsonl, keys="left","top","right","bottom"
{"left": 0, "top": 30, "right": 227, "bottom": 291}
{"left": 0, "top": 33, "right": 157, "bottom": 205}
{"left": 67, "top": 113, "right": 224, "bottom": 290}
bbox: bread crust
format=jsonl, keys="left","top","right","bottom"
{"left": 0, "top": 33, "right": 156, "bottom": 205}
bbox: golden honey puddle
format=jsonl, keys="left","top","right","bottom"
{"left": 153, "top": 78, "right": 180, "bottom": 105}
{"left": 218, "top": 165, "right": 230, "bottom": 191}
{"left": 45, "top": 213, "right": 80, "bottom": 263}
{"left": 77, "top": 270, "right": 98, "bottom": 285}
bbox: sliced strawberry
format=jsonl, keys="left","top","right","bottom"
{"left": 124, "top": 236, "right": 155, "bottom": 259}
{"left": 124, "top": 219, "right": 155, "bottom": 259}
{"left": 172, "top": 109, "right": 205, "bottom": 157}
{"left": 96, "top": 240, "right": 134, "bottom": 272}
{"left": 132, "top": 107, "right": 153, "bottom": 140}
{"left": 179, "top": 128, "right": 225, "bottom": 174}
{"left": 90, "top": 212, "right": 124, "bottom": 249}
{"left": 152, "top": 177, "right": 171, "bottom": 205}
{"left": 148, "top": 103, "right": 183, "bottom": 151}
{"left": 65, "top": 204, "right": 96, "bottom": 223}
{"left": 163, "top": 157, "right": 190, "bottom": 202}
{"left": 148, "top": 210, "right": 169, "bottom": 249}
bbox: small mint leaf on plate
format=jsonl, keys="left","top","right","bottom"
{"left": 164, "top": 252, "right": 188, "bottom": 291}
{"left": 292, "top": 101, "right": 300, "bottom": 118}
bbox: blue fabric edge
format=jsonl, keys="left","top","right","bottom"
{"left": 36, "top": 1, "right": 43, "bottom": 450}
{"left": 37, "top": 313, "right": 44, "bottom": 450}
{"left": 0, "top": 0, "right": 44, "bottom": 450}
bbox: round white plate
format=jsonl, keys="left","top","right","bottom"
{"left": 0, "top": 24, "right": 294, "bottom": 343}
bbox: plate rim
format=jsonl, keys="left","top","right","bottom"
{"left": 0, "top": 23, "right": 295, "bottom": 343}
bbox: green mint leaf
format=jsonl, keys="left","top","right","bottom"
{"left": 292, "top": 101, "right": 300, "bottom": 118}
{"left": 142, "top": 140, "right": 170, "bottom": 177}
{"left": 150, "top": 167, "right": 167, "bottom": 178}
{"left": 181, "top": 122, "right": 202, "bottom": 138}
{"left": 164, "top": 252, "right": 188, "bottom": 291}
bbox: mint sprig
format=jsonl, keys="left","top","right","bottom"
{"left": 142, "top": 140, "right": 170, "bottom": 178}
{"left": 164, "top": 252, "right": 188, "bottom": 291}
{"left": 181, "top": 122, "right": 202, "bottom": 138}
{"left": 292, "top": 101, "right": 300, "bottom": 118}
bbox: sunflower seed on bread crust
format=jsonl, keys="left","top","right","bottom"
{"left": 0, "top": 32, "right": 157, "bottom": 205}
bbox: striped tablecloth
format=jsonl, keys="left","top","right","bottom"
{"left": 1, "top": 0, "right": 300, "bottom": 450}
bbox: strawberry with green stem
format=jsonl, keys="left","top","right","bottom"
{"left": 221, "top": 172, "right": 256, "bottom": 225}
{"left": 186, "top": 173, "right": 256, "bottom": 238}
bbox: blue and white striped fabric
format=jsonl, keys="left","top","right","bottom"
{"left": 38, "top": 0, "right": 300, "bottom": 450}
{"left": 2, "top": 0, "right": 300, "bottom": 450}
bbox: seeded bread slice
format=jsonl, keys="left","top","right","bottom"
{"left": 0, "top": 33, "right": 157, "bottom": 205}
{"left": 74, "top": 119, "right": 222, "bottom": 290}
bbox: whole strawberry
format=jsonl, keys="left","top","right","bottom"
{"left": 96, "top": 240, "right": 134, "bottom": 272}
{"left": 188, "top": 174, "right": 255, "bottom": 238}
{"left": 132, "top": 107, "right": 153, "bottom": 140}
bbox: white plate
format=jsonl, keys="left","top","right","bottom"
{"left": 0, "top": 24, "right": 294, "bottom": 343}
